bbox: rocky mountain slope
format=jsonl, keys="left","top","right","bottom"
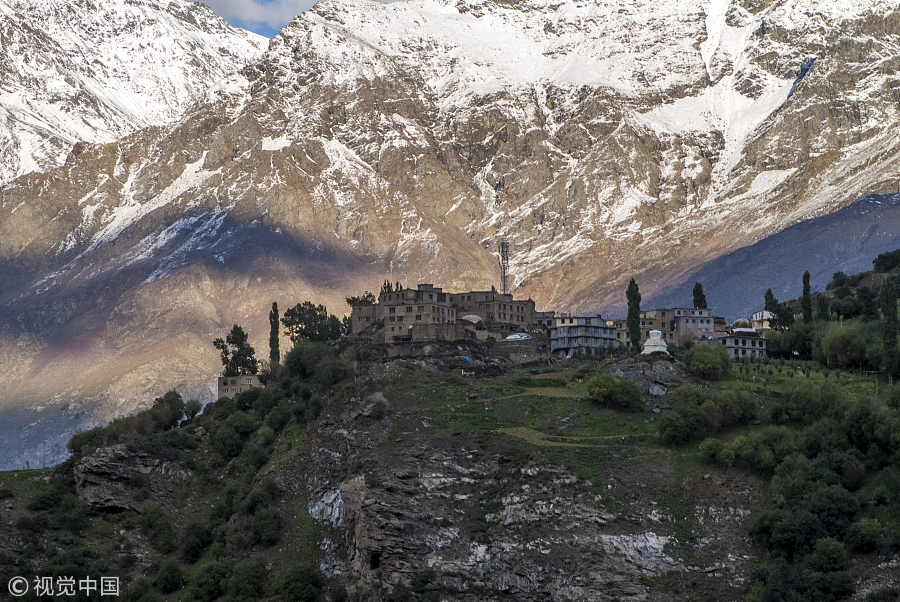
{"left": 0, "top": 0, "right": 267, "bottom": 185}
{"left": 1, "top": 0, "right": 900, "bottom": 468}
{"left": 647, "top": 192, "right": 900, "bottom": 319}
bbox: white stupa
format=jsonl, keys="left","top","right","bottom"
{"left": 641, "top": 330, "right": 669, "bottom": 355}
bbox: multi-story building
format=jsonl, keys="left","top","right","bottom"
{"left": 533, "top": 310, "right": 556, "bottom": 330}
{"left": 350, "top": 304, "right": 377, "bottom": 334}
{"left": 550, "top": 316, "right": 616, "bottom": 358}
{"left": 217, "top": 374, "right": 261, "bottom": 398}
{"left": 379, "top": 284, "right": 456, "bottom": 343}
{"left": 750, "top": 310, "right": 772, "bottom": 331}
{"left": 723, "top": 328, "right": 767, "bottom": 358}
{"left": 611, "top": 307, "right": 720, "bottom": 346}
{"left": 448, "top": 290, "right": 535, "bottom": 329}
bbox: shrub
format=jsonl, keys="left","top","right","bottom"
{"left": 684, "top": 345, "right": 730, "bottom": 380}
{"left": 211, "top": 425, "right": 243, "bottom": 459}
{"left": 187, "top": 561, "right": 231, "bottom": 602}
{"left": 224, "top": 557, "right": 267, "bottom": 600}
{"left": 140, "top": 504, "right": 176, "bottom": 554}
{"left": 124, "top": 577, "right": 162, "bottom": 602}
{"left": 266, "top": 402, "right": 292, "bottom": 431}
{"left": 587, "top": 376, "right": 642, "bottom": 412}
{"left": 252, "top": 507, "right": 283, "bottom": 545}
{"left": 281, "top": 563, "right": 325, "bottom": 602}
{"left": 802, "top": 485, "right": 860, "bottom": 540}
{"left": 846, "top": 518, "right": 884, "bottom": 553}
{"left": 154, "top": 559, "right": 184, "bottom": 594}
{"left": 182, "top": 519, "right": 214, "bottom": 564}
{"left": 867, "top": 587, "right": 900, "bottom": 602}
{"left": 804, "top": 538, "right": 853, "bottom": 602}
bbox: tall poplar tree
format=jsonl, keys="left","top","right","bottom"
{"left": 269, "top": 301, "right": 280, "bottom": 367}
{"left": 801, "top": 271, "right": 812, "bottom": 323}
{"left": 692, "top": 282, "right": 708, "bottom": 309}
{"left": 880, "top": 279, "right": 898, "bottom": 383}
{"left": 626, "top": 278, "right": 642, "bottom": 353}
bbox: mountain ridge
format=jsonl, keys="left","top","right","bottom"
{"left": 1, "top": 0, "right": 899, "bottom": 469}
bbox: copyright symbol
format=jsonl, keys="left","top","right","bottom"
{"left": 8, "top": 576, "right": 28, "bottom": 596}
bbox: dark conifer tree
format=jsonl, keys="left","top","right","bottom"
{"left": 692, "top": 282, "right": 708, "bottom": 309}
{"left": 269, "top": 302, "right": 280, "bottom": 367}
{"left": 626, "top": 278, "right": 642, "bottom": 352}
{"left": 801, "top": 271, "right": 812, "bottom": 323}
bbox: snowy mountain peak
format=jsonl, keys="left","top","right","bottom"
{"left": 0, "top": 0, "right": 266, "bottom": 184}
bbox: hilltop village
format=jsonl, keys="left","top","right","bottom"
{"left": 347, "top": 282, "right": 768, "bottom": 360}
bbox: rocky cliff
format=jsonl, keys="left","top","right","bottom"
{"left": 1, "top": 0, "right": 900, "bottom": 468}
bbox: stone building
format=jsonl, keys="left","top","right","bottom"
{"left": 448, "top": 290, "right": 535, "bottom": 329}
{"left": 550, "top": 315, "right": 616, "bottom": 358}
{"left": 350, "top": 304, "right": 377, "bottom": 334}
{"left": 349, "top": 283, "right": 537, "bottom": 343}
{"left": 217, "top": 374, "right": 261, "bottom": 398}
{"left": 378, "top": 284, "right": 457, "bottom": 341}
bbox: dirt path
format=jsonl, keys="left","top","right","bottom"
{"left": 496, "top": 426, "right": 637, "bottom": 447}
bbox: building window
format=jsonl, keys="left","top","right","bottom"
{"left": 416, "top": 315, "right": 422, "bottom": 321}
{"left": 389, "top": 307, "right": 395, "bottom": 314}
{"left": 366, "top": 317, "right": 370, "bottom": 322}
{"left": 389, "top": 316, "right": 395, "bottom": 322}
{"left": 398, "top": 316, "right": 403, "bottom": 322}
{"left": 406, "top": 306, "right": 412, "bottom": 312}
{"left": 429, "top": 294, "right": 433, "bottom": 300}
{"left": 418, "top": 305, "right": 424, "bottom": 312}
{"left": 246, "top": 378, "right": 253, "bottom": 384}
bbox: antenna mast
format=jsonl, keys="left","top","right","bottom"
{"left": 499, "top": 240, "right": 510, "bottom": 295}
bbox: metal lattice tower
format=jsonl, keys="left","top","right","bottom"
{"left": 499, "top": 240, "right": 510, "bottom": 295}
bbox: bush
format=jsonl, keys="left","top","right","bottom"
{"left": 684, "top": 345, "right": 730, "bottom": 380}
{"left": 224, "top": 557, "right": 267, "bottom": 600}
{"left": 266, "top": 402, "right": 292, "bottom": 431}
{"left": 124, "top": 577, "right": 162, "bottom": 602}
{"left": 211, "top": 425, "right": 243, "bottom": 459}
{"left": 187, "top": 561, "right": 231, "bottom": 602}
{"left": 154, "top": 559, "right": 184, "bottom": 594}
{"left": 140, "top": 503, "right": 176, "bottom": 554}
{"left": 281, "top": 564, "right": 325, "bottom": 602}
{"left": 252, "top": 507, "right": 283, "bottom": 545}
{"left": 846, "top": 518, "right": 884, "bottom": 553}
{"left": 867, "top": 586, "right": 900, "bottom": 602}
{"left": 804, "top": 538, "right": 853, "bottom": 602}
{"left": 182, "top": 519, "right": 214, "bottom": 564}
{"left": 587, "top": 376, "right": 642, "bottom": 412}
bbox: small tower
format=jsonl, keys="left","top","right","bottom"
{"left": 499, "top": 240, "right": 510, "bottom": 295}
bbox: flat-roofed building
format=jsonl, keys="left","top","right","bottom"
{"left": 724, "top": 328, "right": 767, "bottom": 358}
{"left": 550, "top": 315, "right": 616, "bottom": 358}
{"left": 379, "top": 284, "right": 456, "bottom": 343}
{"left": 350, "top": 304, "right": 377, "bottom": 334}
{"left": 217, "top": 374, "right": 261, "bottom": 398}
{"left": 448, "top": 290, "right": 535, "bottom": 328}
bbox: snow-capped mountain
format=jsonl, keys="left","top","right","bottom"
{"left": 0, "top": 0, "right": 267, "bottom": 184}
{"left": 1, "top": 0, "right": 899, "bottom": 468}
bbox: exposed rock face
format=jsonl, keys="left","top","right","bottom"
{"left": 1, "top": 0, "right": 900, "bottom": 467}
{"left": 73, "top": 444, "right": 191, "bottom": 510}
{"left": 278, "top": 389, "right": 759, "bottom": 601}
{"left": 609, "top": 356, "right": 687, "bottom": 407}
